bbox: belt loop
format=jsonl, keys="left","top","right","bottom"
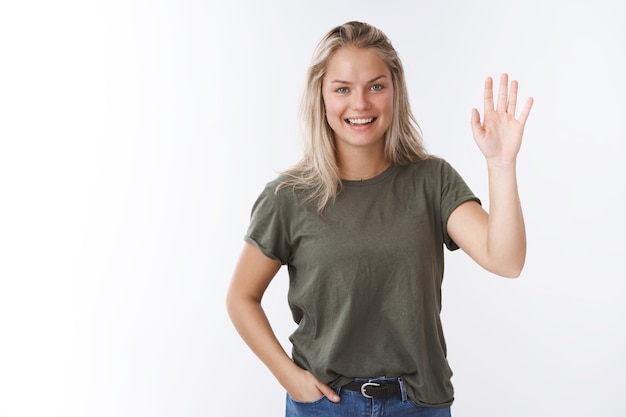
{"left": 397, "top": 377, "right": 408, "bottom": 402}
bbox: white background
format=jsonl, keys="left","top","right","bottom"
{"left": 1, "top": 1, "right": 625, "bottom": 416}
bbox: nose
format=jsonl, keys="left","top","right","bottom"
{"left": 351, "top": 90, "right": 371, "bottom": 110}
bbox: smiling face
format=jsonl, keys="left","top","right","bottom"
{"left": 322, "top": 46, "right": 394, "bottom": 157}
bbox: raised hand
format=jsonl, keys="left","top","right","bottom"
{"left": 470, "top": 73, "right": 533, "bottom": 164}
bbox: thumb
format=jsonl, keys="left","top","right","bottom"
{"left": 317, "top": 382, "right": 341, "bottom": 403}
{"left": 470, "top": 108, "right": 483, "bottom": 138}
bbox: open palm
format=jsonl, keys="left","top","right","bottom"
{"left": 471, "top": 74, "right": 533, "bottom": 164}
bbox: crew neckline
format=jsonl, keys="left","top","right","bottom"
{"left": 341, "top": 163, "right": 399, "bottom": 187}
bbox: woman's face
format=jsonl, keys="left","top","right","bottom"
{"left": 322, "top": 46, "right": 394, "bottom": 156}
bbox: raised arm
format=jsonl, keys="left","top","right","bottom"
{"left": 226, "top": 242, "right": 341, "bottom": 402}
{"left": 447, "top": 73, "right": 533, "bottom": 278}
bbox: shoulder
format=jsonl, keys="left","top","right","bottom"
{"left": 395, "top": 158, "right": 470, "bottom": 197}
{"left": 261, "top": 173, "right": 292, "bottom": 195}
{"left": 253, "top": 173, "right": 308, "bottom": 213}
{"left": 398, "top": 156, "right": 455, "bottom": 178}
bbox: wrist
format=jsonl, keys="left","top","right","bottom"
{"left": 486, "top": 157, "right": 517, "bottom": 171}
{"left": 275, "top": 360, "right": 307, "bottom": 391}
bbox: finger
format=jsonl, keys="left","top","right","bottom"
{"left": 507, "top": 79, "right": 518, "bottom": 117}
{"left": 496, "top": 73, "right": 508, "bottom": 113}
{"left": 317, "top": 383, "right": 341, "bottom": 403}
{"left": 483, "top": 76, "right": 494, "bottom": 114}
{"left": 517, "top": 97, "right": 534, "bottom": 125}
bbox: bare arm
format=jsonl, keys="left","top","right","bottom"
{"left": 226, "top": 242, "right": 340, "bottom": 402}
{"left": 448, "top": 74, "right": 533, "bottom": 278}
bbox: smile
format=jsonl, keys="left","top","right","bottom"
{"left": 346, "top": 117, "right": 376, "bottom": 125}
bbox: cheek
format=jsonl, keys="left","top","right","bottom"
{"left": 322, "top": 101, "right": 344, "bottom": 133}
{"left": 325, "top": 111, "right": 343, "bottom": 132}
{"left": 323, "top": 99, "right": 342, "bottom": 119}
{"left": 322, "top": 92, "right": 344, "bottom": 117}
{"left": 381, "top": 93, "right": 394, "bottom": 115}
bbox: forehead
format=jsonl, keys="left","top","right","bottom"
{"left": 325, "top": 47, "right": 391, "bottom": 80}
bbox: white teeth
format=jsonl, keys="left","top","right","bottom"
{"left": 347, "top": 118, "right": 374, "bottom": 125}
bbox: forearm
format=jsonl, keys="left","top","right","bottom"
{"left": 485, "top": 159, "right": 526, "bottom": 277}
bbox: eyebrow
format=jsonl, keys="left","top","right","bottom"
{"left": 328, "top": 75, "right": 388, "bottom": 84}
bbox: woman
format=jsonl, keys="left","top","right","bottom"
{"left": 226, "top": 21, "right": 532, "bottom": 417}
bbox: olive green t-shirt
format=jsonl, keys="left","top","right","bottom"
{"left": 244, "top": 157, "right": 480, "bottom": 406}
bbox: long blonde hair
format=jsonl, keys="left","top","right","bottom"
{"left": 279, "top": 21, "right": 429, "bottom": 212}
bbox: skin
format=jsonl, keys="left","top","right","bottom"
{"left": 448, "top": 74, "right": 533, "bottom": 277}
{"left": 226, "top": 48, "right": 533, "bottom": 403}
{"left": 322, "top": 47, "right": 394, "bottom": 180}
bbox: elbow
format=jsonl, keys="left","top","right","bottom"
{"left": 225, "top": 290, "right": 236, "bottom": 322}
{"left": 225, "top": 290, "right": 234, "bottom": 317}
{"left": 225, "top": 285, "right": 262, "bottom": 323}
{"left": 490, "top": 266, "right": 523, "bottom": 279}
{"left": 500, "top": 266, "right": 523, "bottom": 279}
{"left": 484, "top": 249, "right": 526, "bottom": 278}
{"left": 492, "top": 257, "right": 525, "bottom": 279}
{"left": 225, "top": 285, "right": 243, "bottom": 322}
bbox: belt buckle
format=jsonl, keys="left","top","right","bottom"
{"left": 360, "top": 382, "right": 381, "bottom": 399}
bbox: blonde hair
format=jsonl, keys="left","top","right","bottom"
{"left": 279, "top": 21, "right": 429, "bottom": 212}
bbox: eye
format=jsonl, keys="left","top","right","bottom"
{"left": 336, "top": 87, "right": 349, "bottom": 94}
{"left": 370, "top": 84, "right": 383, "bottom": 91}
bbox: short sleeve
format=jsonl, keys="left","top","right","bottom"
{"left": 244, "top": 182, "right": 292, "bottom": 264}
{"left": 439, "top": 160, "right": 481, "bottom": 251}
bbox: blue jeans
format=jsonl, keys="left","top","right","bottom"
{"left": 285, "top": 377, "right": 452, "bottom": 417}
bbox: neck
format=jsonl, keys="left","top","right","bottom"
{"left": 337, "top": 150, "right": 391, "bottom": 181}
